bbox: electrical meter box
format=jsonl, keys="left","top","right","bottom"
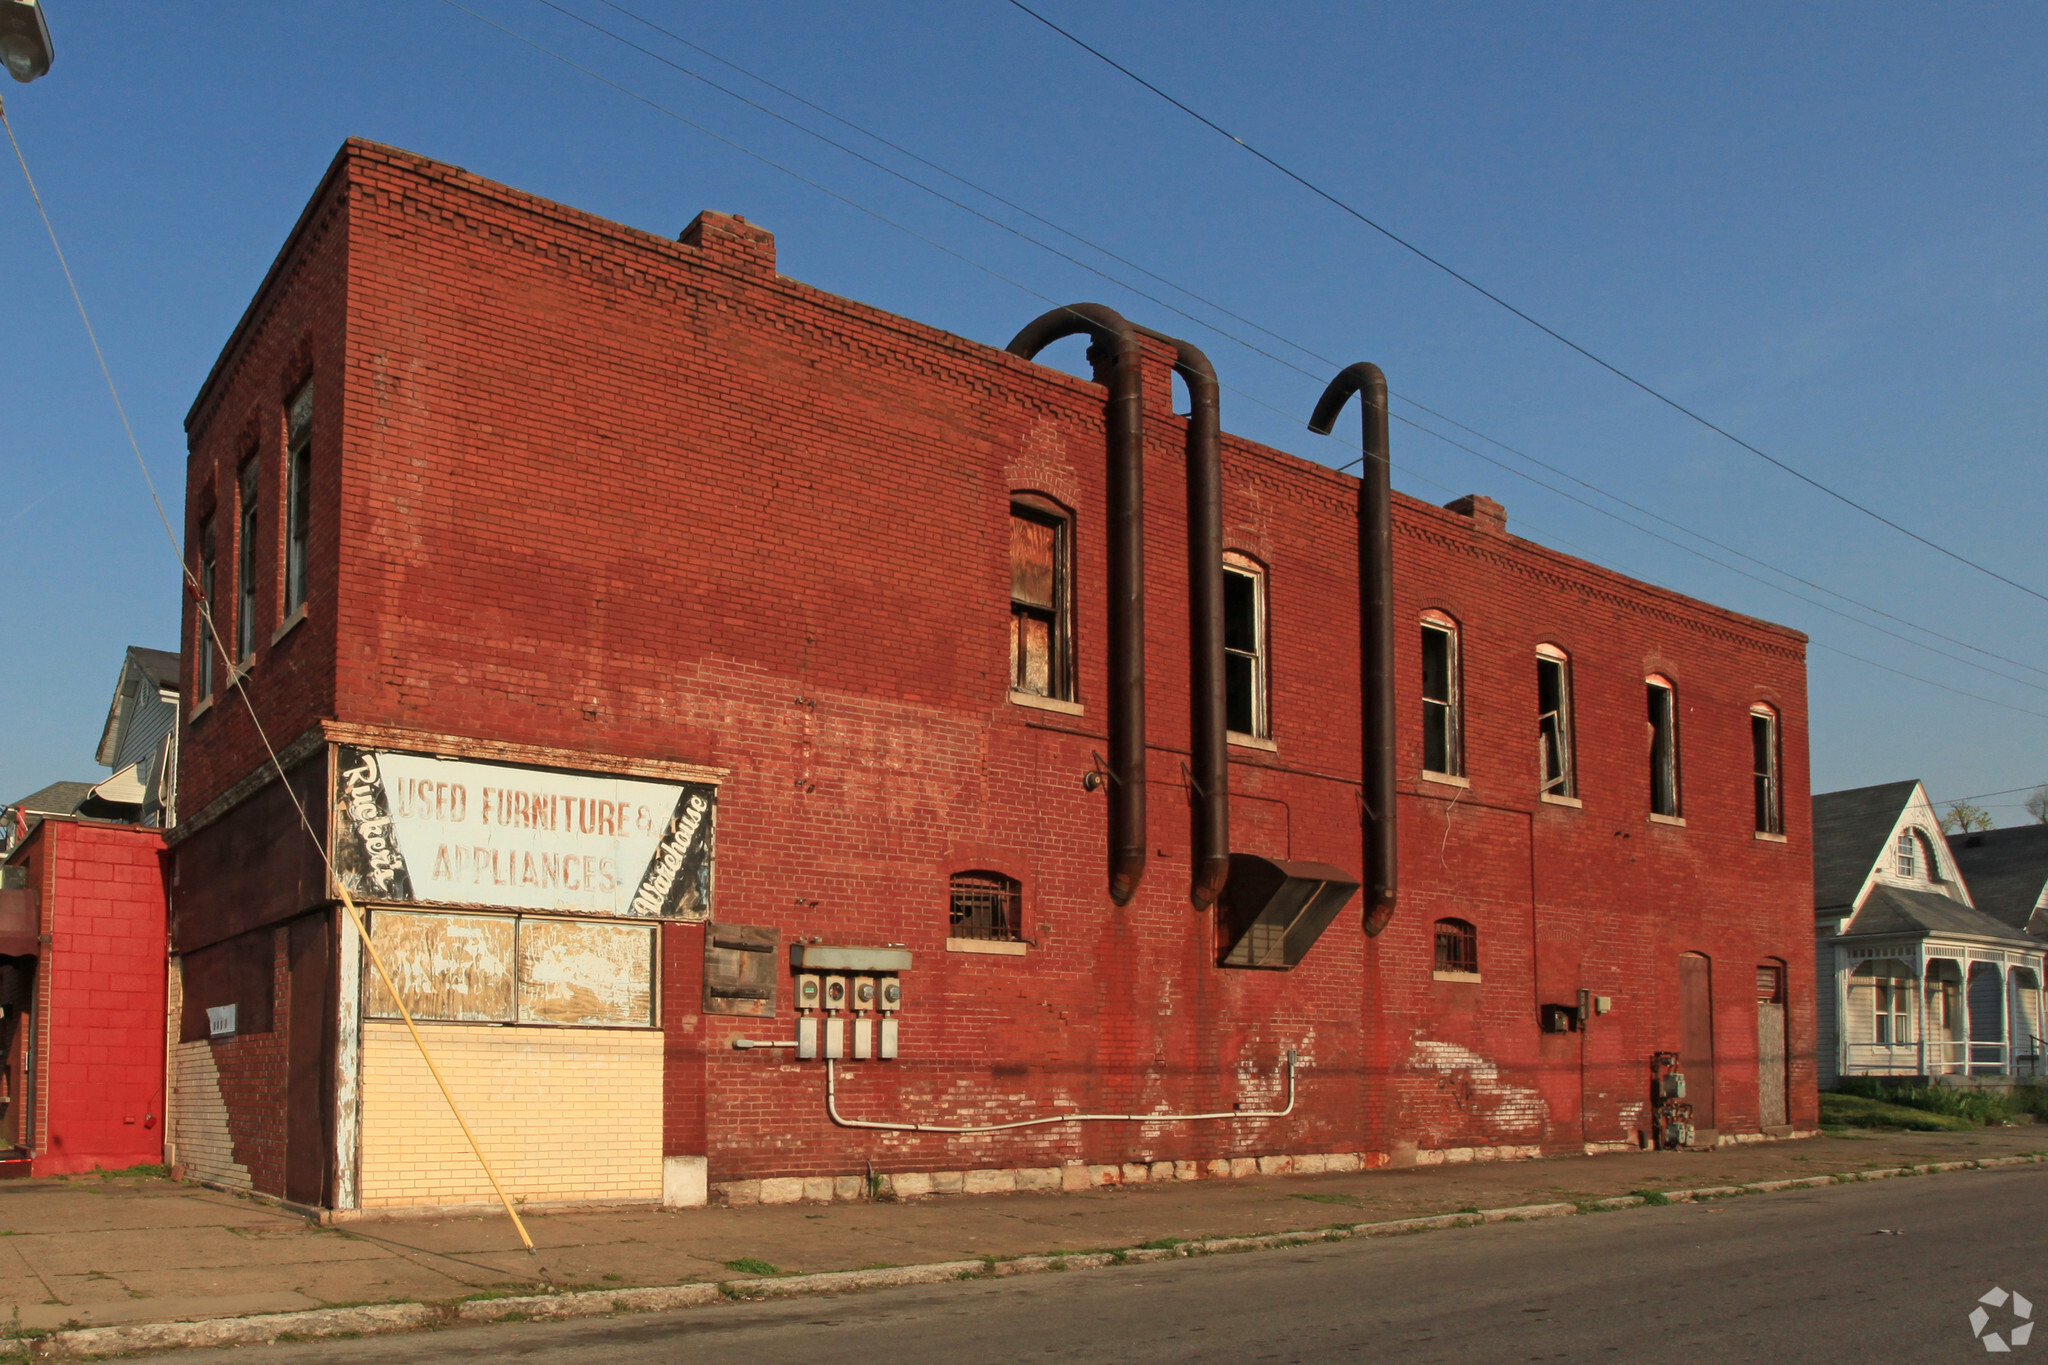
{"left": 852, "top": 975, "right": 878, "bottom": 1012}
{"left": 795, "top": 973, "right": 822, "bottom": 1011}
{"left": 823, "top": 975, "right": 849, "bottom": 1012}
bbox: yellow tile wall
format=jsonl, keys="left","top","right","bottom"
{"left": 357, "top": 1022, "right": 662, "bottom": 1208}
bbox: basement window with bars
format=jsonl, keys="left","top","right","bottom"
{"left": 1646, "top": 675, "right": 1680, "bottom": 817}
{"left": 948, "top": 871, "right": 1022, "bottom": 943}
{"left": 1421, "top": 613, "right": 1462, "bottom": 777}
{"left": 1009, "top": 497, "right": 1073, "bottom": 702}
{"left": 1751, "top": 704, "right": 1782, "bottom": 834}
{"left": 1537, "top": 645, "right": 1574, "bottom": 798}
{"left": 1433, "top": 918, "right": 1479, "bottom": 978}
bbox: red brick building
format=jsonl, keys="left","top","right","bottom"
{"left": 167, "top": 140, "right": 1815, "bottom": 1214}
{"left": 0, "top": 817, "right": 169, "bottom": 1176}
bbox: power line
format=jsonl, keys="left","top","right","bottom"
{"left": 1002, "top": 0, "right": 2048, "bottom": 608}
{"left": 0, "top": 94, "right": 538, "bottom": 1253}
{"left": 525, "top": 0, "right": 2048, "bottom": 699}
{"left": 449, "top": 0, "right": 2048, "bottom": 722}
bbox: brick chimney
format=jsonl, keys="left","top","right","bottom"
{"left": 1444, "top": 494, "right": 1506, "bottom": 536}
{"left": 679, "top": 211, "right": 776, "bottom": 275}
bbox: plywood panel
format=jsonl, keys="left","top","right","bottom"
{"left": 517, "top": 918, "right": 654, "bottom": 1027}
{"left": 366, "top": 911, "right": 514, "bottom": 1023}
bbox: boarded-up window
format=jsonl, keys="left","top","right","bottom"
{"left": 367, "top": 912, "right": 515, "bottom": 1022}
{"left": 365, "top": 910, "right": 654, "bottom": 1028}
{"left": 1010, "top": 499, "right": 1071, "bottom": 700}
{"left": 517, "top": 918, "right": 655, "bottom": 1027}
{"left": 1647, "top": 677, "right": 1680, "bottom": 816}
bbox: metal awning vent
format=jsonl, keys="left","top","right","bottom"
{"left": 1216, "top": 854, "right": 1359, "bottom": 969}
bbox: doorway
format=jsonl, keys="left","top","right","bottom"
{"left": 1679, "top": 952, "right": 1716, "bottom": 1132}
{"left": 1756, "top": 961, "right": 1787, "bottom": 1128}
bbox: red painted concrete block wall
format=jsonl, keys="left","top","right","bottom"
{"left": 176, "top": 140, "right": 1816, "bottom": 1189}
{"left": 12, "top": 820, "right": 169, "bottom": 1176}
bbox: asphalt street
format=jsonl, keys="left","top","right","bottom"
{"left": 176, "top": 1165, "right": 2046, "bottom": 1364}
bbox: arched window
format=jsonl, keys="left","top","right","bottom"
{"left": 1433, "top": 917, "right": 1478, "bottom": 977}
{"left": 1646, "top": 675, "right": 1680, "bottom": 817}
{"left": 1750, "top": 704, "right": 1782, "bottom": 834}
{"left": 949, "top": 871, "right": 1021, "bottom": 943}
{"left": 1421, "top": 612, "right": 1462, "bottom": 777}
{"left": 1536, "top": 644, "right": 1574, "bottom": 797}
{"left": 1894, "top": 827, "right": 1941, "bottom": 882}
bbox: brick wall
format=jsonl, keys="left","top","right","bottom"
{"left": 175, "top": 141, "right": 1816, "bottom": 1198}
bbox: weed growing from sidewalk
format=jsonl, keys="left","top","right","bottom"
{"left": 1137, "top": 1238, "right": 1183, "bottom": 1250}
{"left": 1633, "top": 1190, "right": 1673, "bottom": 1206}
{"left": 723, "top": 1258, "right": 779, "bottom": 1277}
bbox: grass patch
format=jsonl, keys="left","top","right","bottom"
{"left": 722, "top": 1258, "right": 780, "bottom": 1278}
{"left": 1820, "top": 1092, "right": 1974, "bottom": 1132}
{"left": 1831, "top": 1079, "right": 2048, "bottom": 1127}
{"left": 91, "top": 1163, "right": 169, "bottom": 1180}
{"left": 1633, "top": 1189, "right": 1673, "bottom": 1207}
{"left": 1136, "top": 1237, "right": 1183, "bottom": 1251}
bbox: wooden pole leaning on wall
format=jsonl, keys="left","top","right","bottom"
{"left": 334, "top": 884, "right": 535, "bottom": 1253}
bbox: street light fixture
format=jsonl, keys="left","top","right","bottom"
{"left": 0, "top": 0, "right": 53, "bottom": 84}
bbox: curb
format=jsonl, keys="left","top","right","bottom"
{"left": 27, "top": 1153, "right": 2045, "bottom": 1358}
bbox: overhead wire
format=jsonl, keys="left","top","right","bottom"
{"left": 446, "top": 0, "right": 2048, "bottom": 725}
{"left": 506, "top": 0, "right": 2048, "bottom": 699}
{"left": 0, "top": 93, "right": 538, "bottom": 1257}
{"left": 1002, "top": 0, "right": 2048, "bottom": 608}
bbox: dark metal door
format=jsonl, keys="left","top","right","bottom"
{"left": 1756, "top": 963, "right": 1787, "bottom": 1128}
{"left": 1679, "top": 953, "right": 1716, "bottom": 1131}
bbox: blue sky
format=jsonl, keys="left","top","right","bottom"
{"left": 2, "top": 1, "right": 2044, "bottom": 821}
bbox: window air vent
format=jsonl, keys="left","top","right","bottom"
{"left": 1216, "top": 854, "right": 1359, "bottom": 969}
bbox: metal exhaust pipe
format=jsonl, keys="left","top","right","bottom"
{"left": 1309, "top": 364, "right": 1397, "bottom": 936}
{"left": 1007, "top": 305, "right": 1148, "bottom": 906}
{"left": 1130, "top": 325, "right": 1228, "bottom": 911}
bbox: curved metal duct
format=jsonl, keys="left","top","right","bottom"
{"left": 1308, "top": 363, "right": 1398, "bottom": 936}
{"left": 1129, "top": 324, "right": 1229, "bottom": 911}
{"left": 1006, "top": 304, "right": 1148, "bottom": 906}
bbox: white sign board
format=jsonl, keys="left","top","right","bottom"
{"left": 332, "top": 746, "right": 715, "bottom": 920}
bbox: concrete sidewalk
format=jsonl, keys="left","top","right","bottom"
{"left": 1, "top": 1127, "right": 2041, "bottom": 1341}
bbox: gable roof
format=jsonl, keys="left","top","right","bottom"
{"left": 1813, "top": 780, "right": 1920, "bottom": 910}
{"left": 1949, "top": 824, "right": 2048, "bottom": 936}
{"left": 1844, "top": 884, "right": 2039, "bottom": 946}
{"left": 129, "top": 647, "right": 181, "bottom": 692}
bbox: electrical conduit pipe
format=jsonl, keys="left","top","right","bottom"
{"left": 824, "top": 1052, "right": 1297, "bottom": 1133}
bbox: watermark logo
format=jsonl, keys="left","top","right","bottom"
{"left": 1970, "top": 1287, "right": 2033, "bottom": 1353}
